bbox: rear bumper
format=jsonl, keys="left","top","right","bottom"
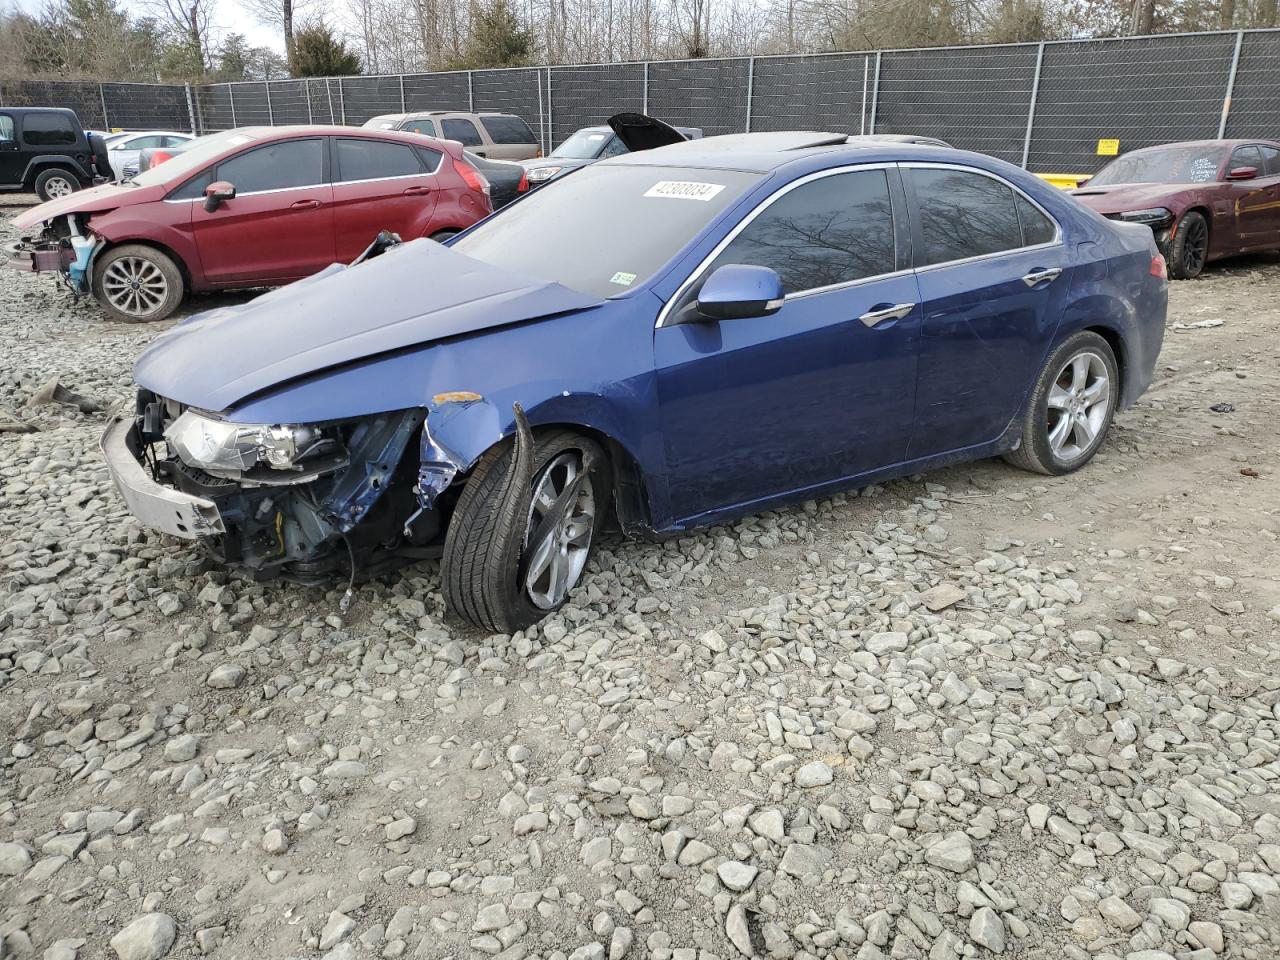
{"left": 101, "top": 417, "right": 225, "bottom": 539}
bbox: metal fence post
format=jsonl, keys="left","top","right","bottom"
{"left": 305, "top": 79, "right": 313, "bottom": 123}
{"left": 868, "top": 51, "right": 882, "bottom": 133}
{"left": 338, "top": 78, "right": 346, "bottom": 124}
{"left": 744, "top": 57, "right": 755, "bottom": 132}
{"left": 1219, "top": 30, "right": 1244, "bottom": 138}
{"left": 98, "top": 83, "right": 110, "bottom": 130}
{"left": 399, "top": 74, "right": 406, "bottom": 112}
{"left": 642, "top": 61, "right": 649, "bottom": 116}
{"left": 325, "top": 79, "right": 335, "bottom": 124}
{"left": 265, "top": 80, "right": 274, "bottom": 125}
{"left": 228, "top": 84, "right": 238, "bottom": 128}
{"left": 860, "top": 56, "right": 869, "bottom": 135}
{"left": 184, "top": 83, "right": 198, "bottom": 134}
{"left": 467, "top": 71, "right": 474, "bottom": 111}
{"left": 535, "top": 66, "right": 546, "bottom": 155}
{"left": 547, "top": 67, "right": 554, "bottom": 149}
{"left": 1021, "top": 42, "right": 1045, "bottom": 170}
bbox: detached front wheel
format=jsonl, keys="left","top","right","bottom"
{"left": 442, "top": 430, "right": 610, "bottom": 632}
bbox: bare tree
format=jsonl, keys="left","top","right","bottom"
{"left": 147, "top": 0, "right": 216, "bottom": 67}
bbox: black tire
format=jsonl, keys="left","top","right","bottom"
{"left": 430, "top": 229, "right": 460, "bottom": 242}
{"left": 1003, "top": 330, "right": 1119, "bottom": 476}
{"left": 34, "top": 167, "right": 81, "bottom": 202}
{"left": 1167, "top": 210, "right": 1208, "bottom": 280}
{"left": 442, "top": 430, "right": 610, "bottom": 632}
{"left": 91, "top": 244, "right": 186, "bottom": 323}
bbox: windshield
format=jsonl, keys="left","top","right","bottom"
{"left": 552, "top": 130, "right": 615, "bottom": 159}
{"left": 129, "top": 130, "right": 260, "bottom": 188}
{"left": 452, "top": 163, "right": 762, "bottom": 298}
{"left": 1089, "top": 145, "right": 1226, "bottom": 186}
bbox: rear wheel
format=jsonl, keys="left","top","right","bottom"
{"left": 34, "top": 168, "right": 80, "bottom": 201}
{"left": 92, "top": 244, "right": 185, "bottom": 323}
{"left": 442, "top": 430, "right": 610, "bottom": 632}
{"left": 1168, "top": 210, "right": 1208, "bottom": 279}
{"left": 1003, "top": 330, "right": 1118, "bottom": 476}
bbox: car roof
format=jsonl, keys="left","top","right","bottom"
{"left": 2, "top": 106, "right": 79, "bottom": 116}
{"left": 1121, "top": 138, "right": 1280, "bottom": 153}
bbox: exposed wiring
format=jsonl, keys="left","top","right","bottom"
{"left": 338, "top": 534, "right": 356, "bottom": 614}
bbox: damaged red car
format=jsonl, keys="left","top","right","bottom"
{"left": 1072, "top": 138, "right": 1280, "bottom": 279}
{"left": 9, "top": 126, "right": 492, "bottom": 321}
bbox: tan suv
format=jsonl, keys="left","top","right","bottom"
{"left": 362, "top": 111, "right": 541, "bottom": 161}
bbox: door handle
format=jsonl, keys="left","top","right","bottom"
{"left": 402, "top": 185, "right": 432, "bottom": 196}
{"left": 290, "top": 199, "right": 322, "bottom": 209}
{"left": 858, "top": 302, "right": 915, "bottom": 328}
{"left": 1021, "top": 267, "right": 1062, "bottom": 287}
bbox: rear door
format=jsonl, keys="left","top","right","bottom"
{"left": 478, "top": 115, "right": 540, "bottom": 160}
{"left": 904, "top": 164, "right": 1072, "bottom": 459}
{"left": 330, "top": 136, "right": 441, "bottom": 260}
{"left": 0, "top": 114, "right": 20, "bottom": 185}
{"left": 188, "top": 137, "right": 335, "bottom": 284}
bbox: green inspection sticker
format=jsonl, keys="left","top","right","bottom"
{"left": 610, "top": 272, "right": 637, "bottom": 286}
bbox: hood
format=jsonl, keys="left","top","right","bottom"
{"left": 1070, "top": 181, "right": 1199, "bottom": 215}
{"left": 608, "top": 112, "right": 689, "bottom": 152}
{"left": 12, "top": 181, "right": 162, "bottom": 230}
{"left": 133, "top": 239, "right": 603, "bottom": 414}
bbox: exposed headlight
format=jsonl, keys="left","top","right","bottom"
{"left": 526, "top": 166, "right": 561, "bottom": 182}
{"left": 1118, "top": 207, "right": 1174, "bottom": 227}
{"left": 165, "top": 410, "right": 319, "bottom": 478}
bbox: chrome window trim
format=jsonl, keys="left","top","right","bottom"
{"left": 334, "top": 171, "right": 435, "bottom": 187}
{"left": 655, "top": 161, "right": 900, "bottom": 329}
{"left": 163, "top": 182, "right": 328, "bottom": 204}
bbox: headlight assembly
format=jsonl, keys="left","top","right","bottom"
{"left": 165, "top": 410, "right": 324, "bottom": 478}
{"left": 1118, "top": 207, "right": 1175, "bottom": 228}
{"left": 526, "top": 166, "right": 561, "bottom": 183}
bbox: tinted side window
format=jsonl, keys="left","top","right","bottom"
{"left": 169, "top": 169, "right": 214, "bottom": 201}
{"left": 600, "top": 136, "right": 628, "bottom": 158}
{"left": 1262, "top": 146, "right": 1280, "bottom": 177}
{"left": 0, "top": 115, "right": 14, "bottom": 141}
{"left": 1230, "top": 145, "right": 1263, "bottom": 173}
{"left": 161, "top": 135, "right": 189, "bottom": 147}
{"left": 22, "top": 113, "right": 77, "bottom": 146}
{"left": 1015, "top": 195, "right": 1056, "bottom": 246}
{"left": 911, "top": 168, "right": 1023, "bottom": 266}
{"left": 336, "top": 139, "right": 423, "bottom": 181}
{"left": 415, "top": 147, "right": 443, "bottom": 173}
{"left": 480, "top": 116, "right": 536, "bottom": 144}
{"left": 442, "top": 119, "right": 482, "bottom": 146}
{"left": 402, "top": 119, "right": 437, "bottom": 136}
{"left": 217, "top": 139, "right": 324, "bottom": 192}
{"left": 710, "top": 169, "right": 896, "bottom": 295}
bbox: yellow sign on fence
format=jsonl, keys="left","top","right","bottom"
{"left": 1097, "top": 138, "right": 1120, "bottom": 156}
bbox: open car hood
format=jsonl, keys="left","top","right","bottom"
{"left": 133, "top": 239, "right": 603, "bottom": 414}
{"left": 11, "top": 182, "right": 161, "bottom": 230}
{"left": 607, "top": 112, "right": 689, "bottom": 152}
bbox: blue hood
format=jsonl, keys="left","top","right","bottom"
{"left": 133, "top": 239, "right": 602, "bottom": 413}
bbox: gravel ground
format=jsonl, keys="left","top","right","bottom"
{"left": 2, "top": 194, "right": 1279, "bottom": 960}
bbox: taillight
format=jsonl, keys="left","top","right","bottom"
{"left": 455, "top": 157, "right": 489, "bottom": 196}
{"left": 1150, "top": 254, "right": 1167, "bottom": 280}
{"left": 517, "top": 170, "right": 529, "bottom": 193}
{"left": 151, "top": 150, "right": 173, "bottom": 167}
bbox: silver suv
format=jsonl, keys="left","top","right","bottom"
{"left": 362, "top": 111, "right": 540, "bottom": 161}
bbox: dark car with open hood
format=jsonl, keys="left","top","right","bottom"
{"left": 1071, "top": 138, "right": 1280, "bottom": 279}
{"left": 104, "top": 133, "right": 1168, "bottom": 631}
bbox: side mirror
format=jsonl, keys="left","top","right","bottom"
{"left": 203, "top": 180, "right": 236, "bottom": 212}
{"left": 694, "top": 264, "right": 785, "bottom": 321}
{"left": 1227, "top": 165, "right": 1258, "bottom": 181}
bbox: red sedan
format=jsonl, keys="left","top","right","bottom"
{"left": 1072, "top": 138, "right": 1280, "bottom": 279}
{"left": 11, "top": 126, "right": 492, "bottom": 321}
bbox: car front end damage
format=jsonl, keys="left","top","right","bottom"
{"left": 9, "top": 212, "right": 99, "bottom": 295}
{"left": 103, "top": 389, "right": 470, "bottom": 584}
{"left": 1101, "top": 207, "right": 1176, "bottom": 256}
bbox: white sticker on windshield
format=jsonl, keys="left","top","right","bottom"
{"left": 610, "top": 271, "right": 637, "bottom": 286}
{"left": 644, "top": 180, "right": 726, "bottom": 201}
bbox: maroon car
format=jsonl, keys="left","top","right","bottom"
{"left": 1071, "top": 139, "right": 1280, "bottom": 279}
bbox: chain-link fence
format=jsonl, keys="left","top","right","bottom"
{"left": 5, "top": 28, "right": 1280, "bottom": 173}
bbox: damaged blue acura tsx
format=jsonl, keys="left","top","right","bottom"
{"left": 105, "top": 132, "right": 1167, "bottom": 631}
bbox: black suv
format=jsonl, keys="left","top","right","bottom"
{"left": 0, "top": 107, "right": 110, "bottom": 201}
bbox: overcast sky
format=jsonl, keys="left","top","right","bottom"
{"left": 6, "top": 0, "right": 287, "bottom": 54}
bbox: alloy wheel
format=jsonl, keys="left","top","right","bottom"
{"left": 1046, "top": 351, "right": 1110, "bottom": 463}
{"left": 101, "top": 256, "right": 169, "bottom": 318}
{"left": 522, "top": 451, "right": 596, "bottom": 609}
{"left": 46, "top": 176, "right": 75, "bottom": 198}
{"left": 1181, "top": 216, "right": 1208, "bottom": 275}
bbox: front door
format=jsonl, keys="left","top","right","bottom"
{"left": 1228, "top": 145, "right": 1280, "bottom": 249}
{"left": 903, "top": 165, "right": 1073, "bottom": 458}
{"left": 655, "top": 166, "right": 921, "bottom": 523}
{"left": 330, "top": 137, "right": 440, "bottom": 261}
{"left": 189, "top": 137, "right": 336, "bottom": 285}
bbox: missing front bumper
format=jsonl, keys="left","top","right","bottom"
{"left": 101, "top": 417, "right": 225, "bottom": 539}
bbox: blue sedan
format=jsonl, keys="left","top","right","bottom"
{"left": 106, "top": 132, "right": 1168, "bottom": 630}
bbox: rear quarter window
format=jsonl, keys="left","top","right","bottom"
{"left": 21, "top": 113, "right": 78, "bottom": 146}
{"left": 442, "top": 119, "right": 483, "bottom": 147}
{"left": 479, "top": 116, "right": 536, "bottom": 145}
